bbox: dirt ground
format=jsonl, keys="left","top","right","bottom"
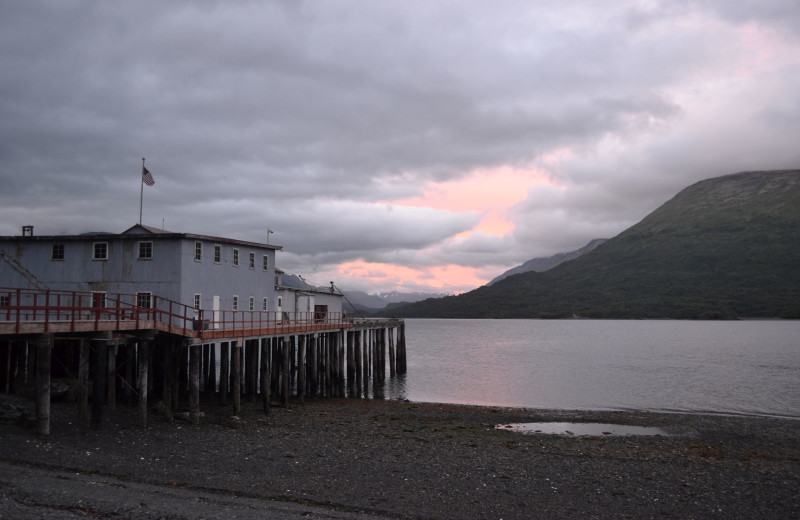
{"left": 1, "top": 395, "right": 799, "bottom": 519}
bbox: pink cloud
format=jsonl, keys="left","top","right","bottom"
{"left": 336, "top": 260, "right": 489, "bottom": 294}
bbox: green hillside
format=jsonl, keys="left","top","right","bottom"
{"left": 389, "top": 170, "right": 800, "bottom": 319}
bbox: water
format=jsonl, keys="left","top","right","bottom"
{"left": 384, "top": 319, "right": 800, "bottom": 418}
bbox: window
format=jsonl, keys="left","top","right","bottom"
{"left": 232, "top": 295, "right": 239, "bottom": 311}
{"left": 92, "top": 292, "right": 107, "bottom": 308}
{"left": 214, "top": 244, "right": 221, "bottom": 264}
{"left": 93, "top": 242, "right": 108, "bottom": 260}
{"left": 194, "top": 293, "right": 201, "bottom": 309}
{"left": 262, "top": 255, "right": 269, "bottom": 271}
{"left": 136, "top": 292, "right": 152, "bottom": 308}
{"left": 232, "top": 248, "right": 239, "bottom": 267}
{"left": 138, "top": 241, "right": 153, "bottom": 259}
{"left": 262, "top": 297, "right": 268, "bottom": 311}
{"left": 0, "top": 295, "right": 9, "bottom": 307}
{"left": 248, "top": 252, "right": 255, "bottom": 269}
{"left": 249, "top": 296, "right": 254, "bottom": 311}
{"left": 194, "top": 241, "right": 203, "bottom": 261}
{"left": 52, "top": 244, "right": 64, "bottom": 260}
{"left": 277, "top": 296, "right": 282, "bottom": 308}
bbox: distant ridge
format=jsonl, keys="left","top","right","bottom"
{"left": 388, "top": 169, "right": 800, "bottom": 319}
{"left": 488, "top": 239, "right": 607, "bottom": 285}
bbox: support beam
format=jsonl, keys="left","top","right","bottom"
{"left": 260, "top": 337, "right": 270, "bottom": 414}
{"left": 107, "top": 341, "right": 117, "bottom": 413}
{"left": 282, "top": 336, "right": 290, "bottom": 408}
{"left": 138, "top": 339, "right": 150, "bottom": 429}
{"left": 189, "top": 342, "right": 201, "bottom": 425}
{"left": 232, "top": 340, "right": 241, "bottom": 416}
{"left": 77, "top": 339, "right": 89, "bottom": 421}
{"left": 91, "top": 338, "right": 108, "bottom": 430}
{"left": 34, "top": 334, "right": 53, "bottom": 435}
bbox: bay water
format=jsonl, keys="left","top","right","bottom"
{"left": 383, "top": 319, "right": 800, "bottom": 418}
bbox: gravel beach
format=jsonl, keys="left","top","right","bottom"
{"left": 1, "top": 396, "right": 798, "bottom": 519}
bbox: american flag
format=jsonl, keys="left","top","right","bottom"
{"left": 142, "top": 166, "right": 155, "bottom": 186}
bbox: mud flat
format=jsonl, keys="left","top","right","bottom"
{"left": 1, "top": 396, "right": 798, "bottom": 519}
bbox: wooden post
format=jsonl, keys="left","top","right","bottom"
{"left": 78, "top": 339, "right": 89, "bottom": 420}
{"left": 260, "top": 337, "right": 270, "bottom": 413}
{"left": 354, "top": 330, "right": 362, "bottom": 398}
{"left": 232, "top": 340, "right": 241, "bottom": 416}
{"left": 189, "top": 342, "right": 200, "bottom": 425}
{"left": 398, "top": 322, "right": 407, "bottom": 374}
{"left": 1, "top": 341, "right": 9, "bottom": 394}
{"left": 297, "top": 335, "right": 306, "bottom": 403}
{"left": 346, "top": 331, "right": 354, "bottom": 397}
{"left": 34, "top": 334, "right": 52, "bottom": 435}
{"left": 91, "top": 338, "right": 107, "bottom": 430}
{"left": 202, "top": 344, "right": 209, "bottom": 391}
{"left": 307, "top": 335, "right": 316, "bottom": 397}
{"left": 138, "top": 339, "right": 150, "bottom": 429}
{"left": 219, "top": 341, "right": 229, "bottom": 405}
{"left": 389, "top": 328, "right": 396, "bottom": 377}
{"left": 107, "top": 341, "right": 117, "bottom": 413}
{"left": 282, "top": 336, "right": 290, "bottom": 408}
{"left": 208, "top": 342, "right": 216, "bottom": 393}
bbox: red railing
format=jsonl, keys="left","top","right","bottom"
{"left": 0, "top": 288, "right": 354, "bottom": 338}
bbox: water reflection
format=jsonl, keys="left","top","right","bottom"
{"left": 496, "top": 422, "right": 674, "bottom": 437}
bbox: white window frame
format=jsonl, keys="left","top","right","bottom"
{"left": 262, "top": 255, "right": 269, "bottom": 271}
{"left": 248, "top": 251, "right": 255, "bottom": 270}
{"left": 52, "top": 244, "right": 65, "bottom": 261}
{"left": 249, "top": 296, "right": 254, "bottom": 311}
{"left": 232, "top": 295, "right": 239, "bottom": 311}
{"left": 214, "top": 244, "right": 221, "bottom": 264}
{"left": 262, "top": 297, "right": 268, "bottom": 311}
{"left": 138, "top": 241, "right": 153, "bottom": 260}
{"left": 232, "top": 248, "right": 239, "bottom": 267}
{"left": 194, "top": 241, "right": 203, "bottom": 262}
{"left": 91, "top": 291, "right": 107, "bottom": 308}
{"left": 93, "top": 242, "right": 108, "bottom": 261}
{"left": 194, "top": 293, "right": 202, "bottom": 309}
{"left": 136, "top": 291, "right": 152, "bottom": 308}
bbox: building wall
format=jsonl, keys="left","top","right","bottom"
{"left": 1, "top": 233, "right": 277, "bottom": 314}
{"left": 178, "top": 238, "right": 276, "bottom": 313}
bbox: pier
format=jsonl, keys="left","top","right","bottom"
{"left": 0, "top": 287, "right": 406, "bottom": 434}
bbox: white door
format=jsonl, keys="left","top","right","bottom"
{"left": 213, "top": 295, "right": 220, "bottom": 329}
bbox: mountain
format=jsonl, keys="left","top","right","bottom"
{"left": 488, "top": 239, "right": 607, "bottom": 285}
{"left": 340, "top": 289, "right": 448, "bottom": 313}
{"left": 387, "top": 169, "right": 800, "bottom": 319}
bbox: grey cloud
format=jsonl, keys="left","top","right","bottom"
{"left": 2, "top": 1, "right": 799, "bottom": 293}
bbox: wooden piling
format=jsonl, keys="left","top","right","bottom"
{"left": 137, "top": 340, "right": 149, "bottom": 429}
{"left": 189, "top": 343, "right": 201, "bottom": 425}
{"left": 208, "top": 342, "right": 216, "bottom": 393}
{"left": 107, "top": 341, "right": 117, "bottom": 413}
{"left": 34, "top": 334, "right": 52, "bottom": 435}
{"left": 219, "top": 341, "right": 229, "bottom": 405}
{"left": 91, "top": 339, "right": 108, "bottom": 430}
{"left": 389, "top": 328, "right": 396, "bottom": 377}
{"left": 260, "top": 337, "right": 270, "bottom": 413}
{"left": 297, "top": 335, "right": 306, "bottom": 403}
{"left": 232, "top": 340, "right": 241, "bottom": 416}
{"left": 282, "top": 336, "right": 290, "bottom": 408}
{"left": 78, "top": 339, "right": 89, "bottom": 420}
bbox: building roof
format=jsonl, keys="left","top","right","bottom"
{"left": 0, "top": 224, "right": 282, "bottom": 251}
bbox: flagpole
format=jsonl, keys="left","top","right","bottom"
{"left": 139, "top": 158, "right": 145, "bottom": 225}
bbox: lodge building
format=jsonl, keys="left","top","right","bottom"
{"left": 0, "top": 224, "right": 404, "bottom": 435}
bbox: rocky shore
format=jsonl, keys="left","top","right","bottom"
{"left": 1, "top": 395, "right": 799, "bottom": 519}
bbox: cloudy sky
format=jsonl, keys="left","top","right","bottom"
{"left": 2, "top": 1, "right": 799, "bottom": 295}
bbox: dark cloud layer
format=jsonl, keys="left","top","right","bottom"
{"left": 2, "top": 1, "right": 799, "bottom": 293}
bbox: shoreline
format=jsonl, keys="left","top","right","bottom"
{"left": 2, "top": 396, "right": 799, "bottom": 519}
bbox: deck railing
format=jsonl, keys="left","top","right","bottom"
{"left": 0, "top": 287, "right": 353, "bottom": 338}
